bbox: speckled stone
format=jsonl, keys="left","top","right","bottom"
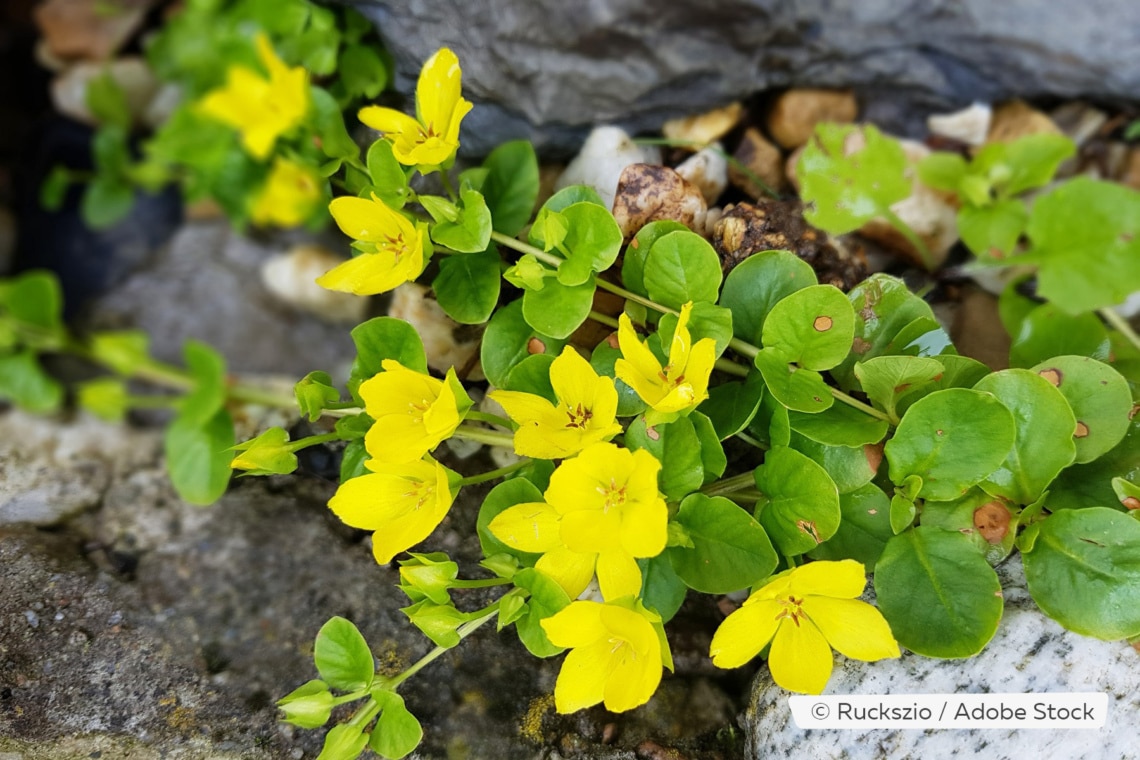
{"left": 745, "top": 556, "right": 1140, "bottom": 759}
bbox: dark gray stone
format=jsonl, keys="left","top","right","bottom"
{"left": 348, "top": 0, "right": 1140, "bottom": 155}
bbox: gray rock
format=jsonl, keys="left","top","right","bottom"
{"left": 349, "top": 0, "right": 1140, "bottom": 156}
{"left": 85, "top": 220, "right": 357, "bottom": 377}
{"left": 744, "top": 556, "right": 1140, "bottom": 759}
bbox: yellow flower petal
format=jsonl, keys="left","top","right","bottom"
{"left": 560, "top": 508, "right": 622, "bottom": 554}
{"left": 487, "top": 502, "right": 562, "bottom": 553}
{"left": 536, "top": 547, "right": 596, "bottom": 599}
{"left": 541, "top": 600, "right": 607, "bottom": 648}
{"left": 788, "top": 558, "right": 867, "bottom": 599}
{"left": 553, "top": 641, "right": 612, "bottom": 713}
{"left": 603, "top": 636, "right": 662, "bottom": 712}
{"left": 416, "top": 48, "right": 463, "bottom": 133}
{"left": 801, "top": 596, "right": 901, "bottom": 662}
{"left": 358, "top": 105, "right": 423, "bottom": 139}
{"left": 250, "top": 157, "right": 321, "bottom": 227}
{"left": 595, "top": 549, "right": 643, "bottom": 601}
{"left": 681, "top": 338, "right": 717, "bottom": 404}
{"left": 548, "top": 347, "right": 596, "bottom": 407}
{"left": 768, "top": 617, "right": 833, "bottom": 695}
{"left": 709, "top": 600, "right": 782, "bottom": 669}
{"left": 617, "top": 494, "right": 668, "bottom": 558}
{"left": 315, "top": 251, "right": 411, "bottom": 295}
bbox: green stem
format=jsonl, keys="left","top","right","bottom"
{"left": 735, "top": 431, "right": 768, "bottom": 450}
{"left": 880, "top": 207, "right": 935, "bottom": 271}
{"left": 1100, "top": 307, "right": 1140, "bottom": 355}
{"left": 440, "top": 171, "right": 458, "bottom": 202}
{"left": 287, "top": 432, "right": 342, "bottom": 453}
{"left": 588, "top": 310, "right": 620, "bottom": 330}
{"left": 123, "top": 394, "right": 182, "bottom": 409}
{"left": 387, "top": 606, "right": 498, "bottom": 689}
{"left": 456, "top": 458, "right": 530, "bottom": 487}
{"left": 830, "top": 387, "right": 892, "bottom": 423}
{"left": 226, "top": 382, "right": 297, "bottom": 409}
{"left": 452, "top": 424, "right": 516, "bottom": 448}
{"left": 714, "top": 358, "right": 749, "bottom": 378}
{"left": 726, "top": 488, "right": 766, "bottom": 504}
{"left": 701, "top": 470, "right": 758, "bottom": 497}
{"left": 449, "top": 578, "right": 513, "bottom": 589}
{"left": 465, "top": 410, "right": 515, "bottom": 429}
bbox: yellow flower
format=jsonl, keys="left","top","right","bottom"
{"left": 542, "top": 599, "right": 672, "bottom": 713}
{"left": 358, "top": 48, "right": 473, "bottom": 167}
{"left": 359, "top": 361, "right": 471, "bottom": 465}
{"left": 615, "top": 302, "right": 716, "bottom": 425}
{"left": 317, "top": 195, "right": 429, "bottom": 295}
{"left": 199, "top": 34, "right": 309, "bottom": 160}
{"left": 489, "top": 347, "right": 622, "bottom": 459}
{"left": 250, "top": 157, "right": 322, "bottom": 227}
{"left": 488, "top": 443, "right": 667, "bottom": 600}
{"left": 327, "top": 457, "right": 456, "bottom": 564}
{"left": 709, "top": 559, "right": 900, "bottom": 695}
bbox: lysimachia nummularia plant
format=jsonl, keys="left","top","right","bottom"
{"left": 223, "top": 51, "right": 1140, "bottom": 758}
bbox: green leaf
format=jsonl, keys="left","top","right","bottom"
{"left": 0, "top": 351, "right": 63, "bottom": 413}
{"left": 748, "top": 383, "right": 791, "bottom": 448}
{"left": 4, "top": 270, "right": 64, "bottom": 338}
{"left": 295, "top": 371, "right": 341, "bottom": 422}
{"left": 916, "top": 151, "right": 968, "bottom": 193}
{"left": 502, "top": 353, "right": 556, "bottom": 401}
{"left": 884, "top": 388, "right": 1016, "bottom": 501}
{"left": 1009, "top": 303, "right": 1110, "bottom": 369}
{"left": 277, "top": 680, "right": 333, "bottom": 729}
{"left": 808, "top": 483, "right": 893, "bottom": 572}
{"left": 895, "top": 355, "right": 992, "bottom": 417}
{"left": 521, "top": 276, "right": 594, "bottom": 339}
{"left": 430, "top": 187, "right": 492, "bottom": 253}
{"left": 691, "top": 411, "right": 727, "bottom": 484}
{"left": 667, "top": 493, "right": 778, "bottom": 593}
{"left": 165, "top": 408, "right": 235, "bottom": 505}
{"left": 348, "top": 317, "right": 427, "bottom": 399}
{"left": 314, "top": 617, "right": 374, "bottom": 692}
{"left": 753, "top": 445, "right": 841, "bottom": 555}
{"left": 625, "top": 416, "right": 704, "bottom": 501}
{"left": 642, "top": 230, "right": 722, "bottom": 309}
{"left": 538, "top": 184, "right": 605, "bottom": 213}
{"left": 590, "top": 341, "right": 647, "bottom": 417}
{"left": 753, "top": 348, "right": 833, "bottom": 414}
{"left": 481, "top": 140, "right": 539, "bottom": 237}
{"left": 178, "top": 340, "right": 227, "bottom": 427}
{"left": 339, "top": 439, "right": 369, "bottom": 483}
{"left": 974, "top": 369, "right": 1077, "bottom": 504}
{"left": 699, "top": 372, "right": 765, "bottom": 439}
{"left": 370, "top": 692, "right": 422, "bottom": 759}
{"left": 553, "top": 202, "right": 624, "bottom": 286}
{"left": 921, "top": 488, "right": 1018, "bottom": 565}
{"left": 86, "top": 70, "right": 131, "bottom": 128}
{"left": 979, "top": 133, "right": 1076, "bottom": 198}
{"left": 476, "top": 479, "right": 545, "bottom": 566}
{"left": 854, "top": 356, "right": 945, "bottom": 422}
{"left": 1023, "top": 507, "right": 1140, "bottom": 639}
{"left": 311, "top": 86, "right": 359, "bottom": 160}
{"left": 365, "top": 140, "right": 410, "bottom": 209}
{"left": 481, "top": 299, "right": 567, "bottom": 388}
{"left": 621, "top": 220, "right": 690, "bottom": 297}
{"left": 40, "top": 165, "right": 71, "bottom": 210}
{"left": 789, "top": 431, "right": 877, "bottom": 495}
{"left": 338, "top": 43, "right": 388, "bottom": 99}
{"left": 82, "top": 176, "right": 134, "bottom": 229}
{"left": 657, "top": 301, "right": 734, "bottom": 358}
{"left": 831, "top": 274, "right": 940, "bottom": 389}
{"left": 798, "top": 123, "right": 912, "bottom": 234}
{"left": 637, "top": 554, "right": 687, "bottom": 623}
{"left": 1046, "top": 415, "right": 1140, "bottom": 511}
{"left": 719, "top": 250, "right": 817, "bottom": 346}
{"left": 762, "top": 285, "right": 855, "bottom": 370}
{"left": 512, "top": 568, "right": 571, "bottom": 658}
{"left": 889, "top": 492, "right": 917, "bottom": 534}
{"left": 788, "top": 401, "right": 889, "bottom": 447}
{"left": 318, "top": 723, "right": 369, "bottom": 760}
{"left": 958, "top": 200, "right": 1027, "bottom": 259}
{"left": 1030, "top": 355, "right": 1132, "bottom": 463}
{"left": 1019, "top": 178, "right": 1140, "bottom": 314}
{"left": 432, "top": 249, "right": 501, "bottom": 324}
{"left": 874, "top": 527, "right": 1003, "bottom": 657}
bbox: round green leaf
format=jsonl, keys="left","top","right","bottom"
{"left": 512, "top": 568, "right": 571, "bottom": 658}
{"left": 657, "top": 302, "right": 734, "bottom": 358}
{"left": 957, "top": 200, "right": 1028, "bottom": 259}
{"left": 638, "top": 554, "right": 687, "bottom": 623}
{"left": 974, "top": 369, "right": 1077, "bottom": 504}
{"left": 621, "top": 220, "right": 690, "bottom": 297}
{"left": 1030, "top": 355, "right": 1132, "bottom": 464}
{"left": 432, "top": 249, "right": 502, "bottom": 324}
{"left": 625, "top": 416, "right": 704, "bottom": 501}
{"left": 753, "top": 348, "right": 833, "bottom": 414}
{"left": 699, "top": 372, "right": 765, "bottom": 440}
{"left": 895, "top": 355, "right": 992, "bottom": 417}
{"left": 854, "top": 356, "right": 945, "bottom": 422}
{"left": 873, "top": 527, "right": 1003, "bottom": 658}
{"left": 481, "top": 140, "right": 538, "bottom": 237}
{"left": 808, "top": 483, "right": 893, "bottom": 572}
{"left": 719, "top": 250, "right": 817, "bottom": 345}
{"left": 753, "top": 445, "right": 841, "bottom": 555}
{"left": 165, "top": 408, "right": 234, "bottom": 506}
{"left": 1023, "top": 507, "right": 1140, "bottom": 639}
{"left": 481, "top": 299, "right": 567, "bottom": 389}
{"left": 429, "top": 187, "right": 492, "bottom": 253}
{"left": 522, "top": 276, "right": 595, "bottom": 339}
{"left": 555, "top": 202, "right": 624, "bottom": 286}
{"left": 350, "top": 317, "right": 427, "bottom": 384}
{"left": 691, "top": 411, "right": 727, "bottom": 484}
{"left": 667, "top": 494, "right": 778, "bottom": 594}
{"left": 762, "top": 285, "right": 855, "bottom": 370}
{"left": 790, "top": 431, "right": 876, "bottom": 495}
{"left": 788, "top": 402, "right": 889, "bottom": 447}
{"left": 314, "top": 616, "right": 374, "bottom": 692}
{"left": 503, "top": 354, "right": 556, "bottom": 401}
{"left": 0, "top": 351, "right": 63, "bottom": 413}
{"left": 884, "top": 388, "right": 1016, "bottom": 501}
{"left": 1009, "top": 303, "right": 1110, "bottom": 369}
{"left": 1046, "top": 415, "right": 1140, "bottom": 511}
{"left": 589, "top": 341, "right": 646, "bottom": 417}
{"left": 643, "top": 230, "right": 722, "bottom": 309}
{"left": 370, "top": 691, "right": 423, "bottom": 759}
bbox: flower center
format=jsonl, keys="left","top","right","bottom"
{"left": 774, "top": 595, "right": 806, "bottom": 627}
{"left": 403, "top": 481, "right": 434, "bottom": 510}
{"left": 565, "top": 402, "right": 594, "bottom": 430}
{"left": 408, "top": 397, "right": 432, "bottom": 423}
{"left": 607, "top": 636, "right": 635, "bottom": 659}
{"left": 600, "top": 479, "right": 627, "bottom": 513}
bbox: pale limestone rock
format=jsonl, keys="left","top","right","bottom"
{"left": 260, "top": 245, "right": 368, "bottom": 325}
{"left": 662, "top": 102, "right": 744, "bottom": 146}
{"left": 387, "top": 283, "right": 482, "bottom": 378}
{"left": 927, "top": 102, "right": 991, "bottom": 147}
{"left": 768, "top": 89, "right": 858, "bottom": 149}
{"left": 674, "top": 144, "right": 728, "bottom": 205}
{"left": 51, "top": 57, "right": 159, "bottom": 127}
{"left": 555, "top": 126, "right": 662, "bottom": 211}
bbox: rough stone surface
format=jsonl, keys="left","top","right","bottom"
{"left": 85, "top": 221, "right": 358, "bottom": 378}
{"left": 745, "top": 556, "right": 1140, "bottom": 759}
{"left": 350, "top": 0, "right": 1140, "bottom": 156}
